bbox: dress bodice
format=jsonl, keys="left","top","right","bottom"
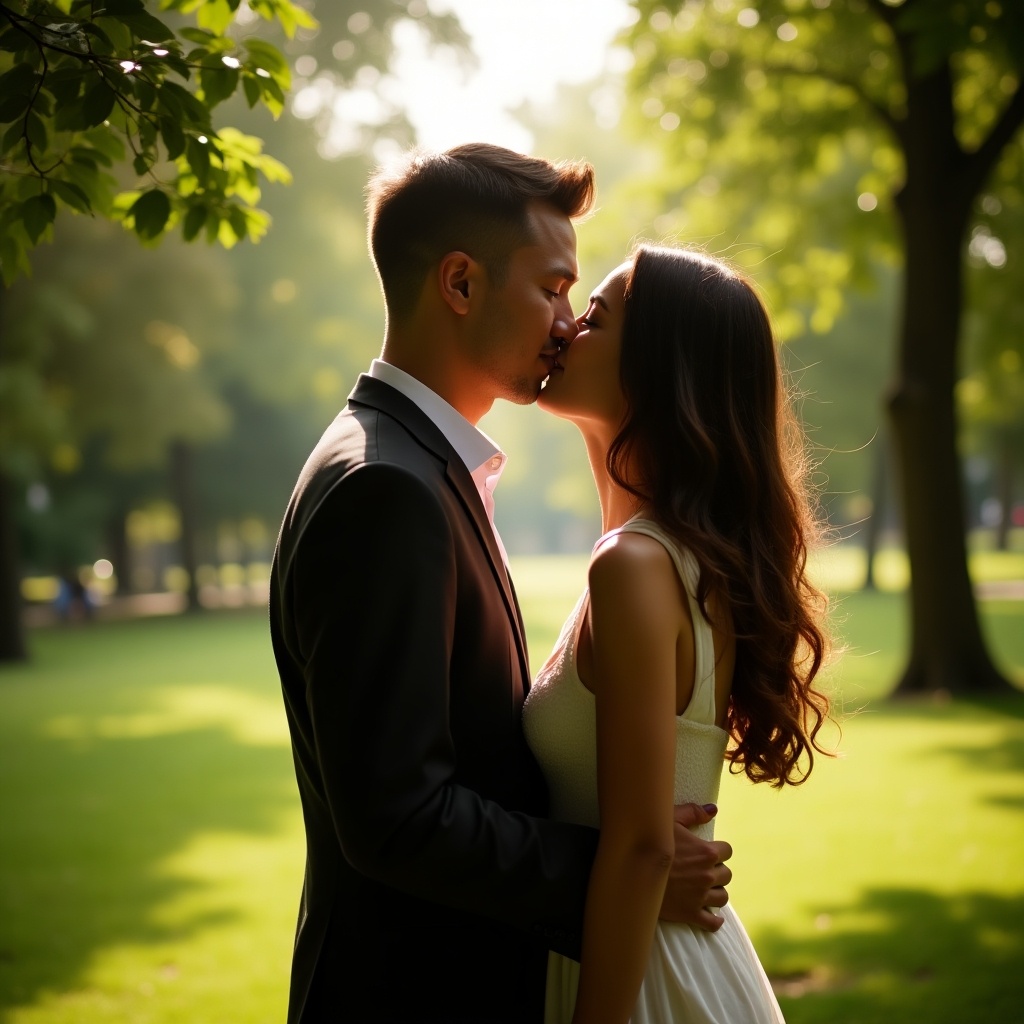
{"left": 523, "top": 519, "right": 730, "bottom": 841}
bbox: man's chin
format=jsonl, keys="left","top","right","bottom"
{"left": 496, "top": 375, "right": 547, "bottom": 407}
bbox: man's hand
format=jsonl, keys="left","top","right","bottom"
{"left": 658, "top": 802, "right": 733, "bottom": 932}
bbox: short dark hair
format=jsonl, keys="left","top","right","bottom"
{"left": 366, "top": 143, "right": 595, "bottom": 321}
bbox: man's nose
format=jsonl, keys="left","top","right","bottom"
{"left": 552, "top": 311, "right": 579, "bottom": 346}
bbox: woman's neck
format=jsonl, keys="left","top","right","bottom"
{"left": 582, "top": 431, "right": 645, "bottom": 535}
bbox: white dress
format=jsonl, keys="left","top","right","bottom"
{"left": 522, "top": 519, "right": 784, "bottom": 1024}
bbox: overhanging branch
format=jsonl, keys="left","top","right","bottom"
{"left": 962, "top": 82, "right": 1024, "bottom": 201}
{"left": 761, "top": 60, "right": 906, "bottom": 146}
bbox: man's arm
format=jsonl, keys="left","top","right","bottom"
{"left": 287, "top": 460, "right": 597, "bottom": 953}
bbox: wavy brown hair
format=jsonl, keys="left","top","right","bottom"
{"left": 609, "top": 244, "right": 831, "bottom": 787}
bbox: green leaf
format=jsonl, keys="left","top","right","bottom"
{"left": 24, "top": 111, "right": 48, "bottom": 153}
{"left": 0, "top": 24, "right": 38, "bottom": 53}
{"left": 182, "top": 203, "right": 206, "bottom": 241}
{"left": 243, "top": 38, "right": 289, "bottom": 78}
{"left": 46, "top": 66, "right": 83, "bottom": 107}
{"left": 128, "top": 188, "right": 171, "bottom": 239}
{"left": 132, "top": 152, "right": 152, "bottom": 175}
{"left": 92, "top": 17, "right": 133, "bottom": 53}
{"left": 160, "top": 117, "right": 185, "bottom": 159}
{"left": 79, "top": 80, "right": 117, "bottom": 128}
{"left": 242, "top": 74, "right": 261, "bottom": 108}
{"left": 179, "top": 28, "right": 217, "bottom": 45}
{"left": 227, "top": 203, "right": 247, "bottom": 241}
{"left": 20, "top": 194, "right": 57, "bottom": 243}
{"left": 159, "top": 53, "right": 191, "bottom": 80}
{"left": 34, "top": 90, "right": 54, "bottom": 118}
{"left": 196, "top": 0, "right": 234, "bottom": 35}
{"left": 68, "top": 145, "right": 101, "bottom": 167}
{"left": 186, "top": 135, "right": 211, "bottom": 184}
{"left": 1, "top": 121, "right": 22, "bottom": 156}
{"left": 159, "top": 81, "right": 212, "bottom": 128}
{"left": 0, "top": 231, "right": 31, "bottom": 285}
{"left": 0, "top": 67, "right": 39, "bottom": 122}
{"left": 0, "top": 91, "right": 33, "bottom": 125}
{"left": 204, "top": 208, "right": 221, "bottom": 242}
{"left": 139, "top": 115, "right": 158, "bottom": 148}
{"left": 199, "top": 66, "right": 239, "bottom": 107}
{"left": 120, "top": 11, "right": 176, "bottom": 43}
{"left": 97, "top": 0, "right": 145, "bottom": 13}
{"left": 260, "top": 77, "right": 285, "bottom": 118}
{"left": 49, "top": 178, "right": 92, "bottom": 213}
{"left": 135, "top": 78, "right": 156, "bottom": 111}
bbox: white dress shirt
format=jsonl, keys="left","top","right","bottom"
{"left": 368, "top": 359, "right": 509, "bottom": 564}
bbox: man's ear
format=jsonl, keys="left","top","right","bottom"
{"left": 437, "top": 252, "right": 482, "bottom": 315}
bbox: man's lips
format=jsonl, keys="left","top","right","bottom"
{"left": 540, "top": 352, "right": 564, "bottom": 376}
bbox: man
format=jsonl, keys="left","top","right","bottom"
{"left": 270, "top": 143, "right": 732, "bottom": 1024}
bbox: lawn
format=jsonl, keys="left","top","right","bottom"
{"left": 1, "top": 555, "right": 1022, "bottom": 1023}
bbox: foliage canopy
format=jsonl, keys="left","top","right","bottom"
{"left": 0, "top": 0, "right": 311, "bottom": 283}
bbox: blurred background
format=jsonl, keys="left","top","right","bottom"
{"left": 7, "top": 0, "right": 1020, "bottom": 622}
{"left": 1, "top": 2, "right": 1022, "bottom": 1022}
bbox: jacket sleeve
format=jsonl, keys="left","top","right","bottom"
{"left": 286, "top": 460, "right": 596, "bottom": 956}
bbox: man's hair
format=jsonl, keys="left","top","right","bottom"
{"left": 365, "top": 143, "right": 595, "bottom": 321}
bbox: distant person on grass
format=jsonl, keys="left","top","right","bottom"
{"left": 269, "top": 144, "right": 732, "bottom": 1024}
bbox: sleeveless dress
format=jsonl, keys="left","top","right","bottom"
{"left": 522, "top": 519, "right": 784, "bottom": 1024}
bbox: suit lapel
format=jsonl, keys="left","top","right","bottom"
{"left": 348, "top": 375, "right": 531, "bottom": 683}
{"left": 443, "top": 458, "right": 531, "bottom": 682}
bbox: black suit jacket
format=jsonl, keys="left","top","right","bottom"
{"left": 270, "top": 375, "right": 598, "bottom": 1024}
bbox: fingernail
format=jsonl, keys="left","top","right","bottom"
{"left": 702, "top": 803, "right": 718, "bottom": 815}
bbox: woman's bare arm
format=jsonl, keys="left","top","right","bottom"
{"left": 570, "top": 531, "right": 690, "bottom": 1024}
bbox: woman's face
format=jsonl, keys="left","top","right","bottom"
{"left": 537, "top": 261, "right": 629, "bottom": 431}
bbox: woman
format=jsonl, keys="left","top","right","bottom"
{"left": 522, "top": 244, "right": 832, "bottom": 1024}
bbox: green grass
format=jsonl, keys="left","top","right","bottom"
{"left": 1, "top": 557, "right": 1023, "bottom": 1023}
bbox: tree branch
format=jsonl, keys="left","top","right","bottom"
{"left": 761, "top": 59, "right": 906, "bottom": 145}
{"left": 962, "top": 82, "right": 1024, "bottom": 200}
{"left": 862, "top": 0, "right": 901, "bottom": 27}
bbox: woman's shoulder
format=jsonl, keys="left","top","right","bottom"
{"left": 589, "top": 526, "right": 685, "bottom": 614}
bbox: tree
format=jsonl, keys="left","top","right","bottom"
{"left": 0, "top": 0, "right": 307, "bottom": 275}
{"left": 622, "top": 0, "right": 1024, "bottom": 694}
{"left": 959, "top": 177, "right": 1024, "bottom": 549}
{"left": 0, "top": 0, "right": 305, "bottom": 657}
{"left": 0, "top": 0, "right": 468, "bottom": 660}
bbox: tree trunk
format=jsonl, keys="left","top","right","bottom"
{"left": 106, "top": 504, "right": 133, "bottom": 596}
{"left": 994, "top": 431, "right": 1013, "bottom": 553}
{"left": 0, "top": 471, "right": 27, "bottom": 662}
{"left": 889, "top": 64, "right": 1011, "bottom": 695}
{"left": 863, "top": 430, "right": 888, "bottom": 591}
{"left": 170, "top": 441, "right": 201, "bottom": 612}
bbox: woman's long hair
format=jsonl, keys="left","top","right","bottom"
{"left": 609, "top": 245, "right": 831, "bottom": 787}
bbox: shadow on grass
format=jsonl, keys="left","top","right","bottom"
{"left": 0, "top": 612, "right": 298, "bottom": 1019}
{"left": 762, "top": 887, "right": 1024, "bottom": 1024}
{"left": 871, "top": 691, "right": 1024, "bottom": 798}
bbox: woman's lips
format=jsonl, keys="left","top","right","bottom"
{"left": 540, "top": 352, "right": 563, "bottom": 376}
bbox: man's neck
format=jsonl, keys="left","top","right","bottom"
{"left": 378, "top": 343, "right": 492, "bottom": 425}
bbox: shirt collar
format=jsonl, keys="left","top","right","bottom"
{"left": 368, "top": 359, "right": 506, "bottom": 477}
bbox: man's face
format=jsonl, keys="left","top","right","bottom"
{"left": 468, "top": 201, "right": 580, "bottom": 406}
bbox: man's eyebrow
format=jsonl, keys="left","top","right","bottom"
{"left": 549, "top": 264, "right": 579, "bottom": 284}
{"left": 590, "top": 294, "right": 610, "bottom": 310}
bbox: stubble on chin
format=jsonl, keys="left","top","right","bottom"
{"left": 495, "top": 373, "right": 544, "bottom": 407}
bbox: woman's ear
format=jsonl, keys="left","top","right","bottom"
{"left": 437, "top": 251, "right": 481, "bottom": 315}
